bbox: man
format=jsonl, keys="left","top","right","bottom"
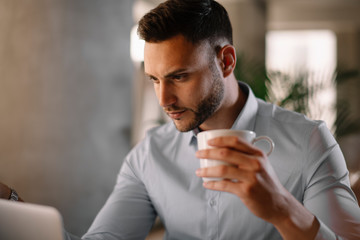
{"left": 2, "top": 0, "right": 360, "bottom": 239}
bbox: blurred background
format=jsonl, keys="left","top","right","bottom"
{"left": 0, "top": 0, "right": 359, "bottom": 238}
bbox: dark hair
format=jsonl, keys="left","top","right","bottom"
{"left": 137, "top": 0, "right": 233, "bottom": 46}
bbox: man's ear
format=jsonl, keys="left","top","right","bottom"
{"left": 218, "top": 45, "right": 236, "bottom": 78}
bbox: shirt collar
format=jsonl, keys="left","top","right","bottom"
{"left": 187, "top": 81, "right": 259, "bottom": 146}
{"left": 231, "top": 81, "right": 258, "bottom": 132}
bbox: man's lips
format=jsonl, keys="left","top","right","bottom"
{"left": 166, "top": 110, "right": 186, "bottom": 119}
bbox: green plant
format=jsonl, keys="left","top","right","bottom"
{"left": 233, "top": 53, "right": 360, "bottom": 139}
{"left": 266, "top": 70, "right": 330, "bottom": 122}
{"left": 334, "top": 69, "right": 360, "bottom": 138}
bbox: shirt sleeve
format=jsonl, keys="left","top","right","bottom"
{"left": 80, "top": 154, "right": 157, "bottom": 240}
{"left": 303, "top": 122, "right": 360, "bottom": 240}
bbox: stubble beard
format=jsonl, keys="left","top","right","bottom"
{"left": 173, "top": 63, "right": 224, "bottom": 132}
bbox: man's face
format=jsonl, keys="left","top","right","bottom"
{"left": 144, "top": 35, "right": 224, "bottom": 132}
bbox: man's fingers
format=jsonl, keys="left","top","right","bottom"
{"left": 196, "top": 165, "right": 256, "bottom": 183}
{"left": 207, "top": 136, "right": 262, "bottom": 155}
{"left": 196, "top": 148, "right": 263, "bottom": 171}
{"left": 202, "top": 180, "right": 242, "bottom": 197}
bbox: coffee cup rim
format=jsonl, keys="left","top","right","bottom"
{"left": 197, "top": 129, "right": 256, "bottom": 137}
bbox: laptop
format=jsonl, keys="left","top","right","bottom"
{"left": 0, "top": 199, "right": 65, "bottom": 240}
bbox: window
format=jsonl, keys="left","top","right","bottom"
{"left": 266, "top": 30, "right": 337, "bottom": 131}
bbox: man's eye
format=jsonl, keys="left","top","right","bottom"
{"left": 173, "top": 74, "right": 186, "bottom": 81}
{"left": 148, "top": 76, "right": 159, "bottom": 83}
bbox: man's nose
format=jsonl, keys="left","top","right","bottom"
{"left": 157, "top": 81, "right": 177, "bottom": 107}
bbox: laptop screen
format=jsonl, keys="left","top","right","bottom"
{"left": 0, "top": 199, "right": 65, "bottom": 240}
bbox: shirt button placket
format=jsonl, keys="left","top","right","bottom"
{"left": 206, "top": 191, "right": 219, "bottom": 240}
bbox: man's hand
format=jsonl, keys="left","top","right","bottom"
{"left": 0, "top": 182, "right": 23, "bottom": 201}
{"left": 195, "top": 136, "right": 319, "bottom": 240}
{"left": 0, "top": 182, "right": 12, "bottom": 199}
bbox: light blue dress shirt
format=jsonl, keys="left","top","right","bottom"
{"left": 72, "top": 83, "right": 360, "bottom": 240}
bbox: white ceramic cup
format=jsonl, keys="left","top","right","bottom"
{"left": 197, "top": 129, "right": 274, "bottom": 182}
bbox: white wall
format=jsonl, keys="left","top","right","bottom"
{"left": 0, "top": 0, "right": 133, "bottom": 236}
{"left": 220, "top": 0, "right": 266, "bottom": 63}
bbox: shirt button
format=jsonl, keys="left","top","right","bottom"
{"left": 209, "top": 199, "right": 216, "bottom": 207}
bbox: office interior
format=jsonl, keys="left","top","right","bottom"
{"left": 0, "top": 0, "right": 359, "bottom": 237}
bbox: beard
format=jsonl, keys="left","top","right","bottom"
{"left": 168, "top": 63, "right": 225, "bottom": 132}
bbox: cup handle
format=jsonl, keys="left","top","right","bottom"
{"left": 252, "top": 136, "right": 274, "bottom": 156}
